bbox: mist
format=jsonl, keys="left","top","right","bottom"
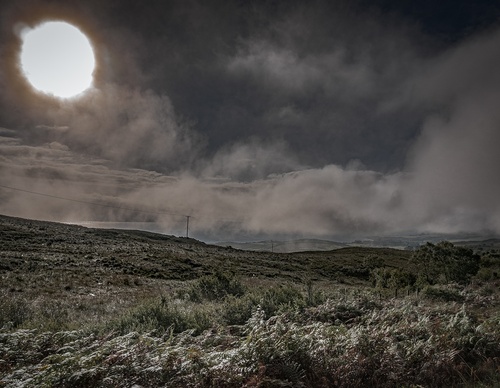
{"left": 1, "top": 0, "right": 500, "bottom": 241}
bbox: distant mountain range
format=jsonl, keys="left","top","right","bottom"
{"left": 64, "top": 221, "right": 500, "bottom": 253}
{"left": 216, "top": 234, "right": 500, "bottom": 253}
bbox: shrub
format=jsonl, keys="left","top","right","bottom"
{"left": 106, "top": 297, "right": 213, "bottom": 335}
{"left": 480, "top": 251, "right": 500, "bottom": 267}
{"left": 475, "top": 267, "right": 498, "bottom": 282}
{"left": 305, "top": 278, "right": 326, "bottom": 306}
{"left": 421, "top": 284, "right": 465, "bottom": 302}
{"left": 412, "top": 242, "right": 480, "bottom": 286}
{"left": 184, "top": 271, "right": 245, "bottom": 302}
{"left": 258, "top": 284, "right": 305, "bottom": 317}
{"left": 221, "top": 294, "right": 256, "bottom": 325}
{"left": 221, "top": 284, "right": 306, "bottom": 325}
{"left": 0, "top": 295, "right": 32, "bottom": 329}
{"left": 371, "top": 268, "right": 416, "bottom": 297}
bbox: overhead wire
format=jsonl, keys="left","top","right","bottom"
{"left": 0, "top": 183, "right": 246, "bottom": 225}
{"left": 0, "top": 183, "right": 184, "bottom": 218}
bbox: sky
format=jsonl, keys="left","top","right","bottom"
{"left": 1, "top": 0, "right": 500, "bottom": 241}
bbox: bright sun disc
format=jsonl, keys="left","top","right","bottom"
{"left": 20, "top": 21, "right": 96, "bottom": 99}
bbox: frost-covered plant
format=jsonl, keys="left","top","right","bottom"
{"left": 104, "top": 297, "right": 214, "bottom": 335}
{"left": 258, "top": 284, "right": 306, "bottom": 317}
{"left": 220, "top": 283, "right": 306, "bottom": 325}
{"left": 1, "top": 291, "right": 499, "bottom": 387}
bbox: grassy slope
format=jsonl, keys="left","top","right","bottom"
{"left": 0, "top": 214, "right": 412, "bottom": 291}
{"left": 1, "top": 214, "right": 499, "bottom": 387}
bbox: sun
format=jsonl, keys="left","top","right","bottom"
{"left": 19, "top": 21, "right": 96, "bottom": 99}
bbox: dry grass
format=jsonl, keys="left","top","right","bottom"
{"left": 1, "top": 214, "right": 499, "bottom": 387}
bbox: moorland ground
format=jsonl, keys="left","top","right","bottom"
{"left": 0, "top": 214, "right": 499, "bottom": 387}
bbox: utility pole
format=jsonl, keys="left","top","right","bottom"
{"left": 185, "top": 215, "right": 190, "bottom": 238}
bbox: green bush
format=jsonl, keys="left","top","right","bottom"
{"left": 412, "top": 242, "right": 480, "bottom": 285}
{"left": 480, "top": 251, "right": 500, "bottom": 267}
{"left": 184, "top": 271, "right": 245, "bottom": 302}
{"left": 221, "top": 284, "right": 307, "bottom": 325}
{"left": 475, "top": 267, "right": 499, "bottom": 281}
{"left": 258, "top": 284, "right": 305, "bottom": 317}
{"left": 221, "top": 294, "right": 257, "bottom": 325}
{"left": 106, "top": 297, "right": 213, "bottom": 335}
{"left": 422, "top": 284, "right": 465, "bottom": 302}
{"left": 371, "top": 268, "right": 416, "bottom": 297}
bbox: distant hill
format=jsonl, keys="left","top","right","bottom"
{"left": 453, "top": 238, "right": 500, "bottom": 250}
{"left": 215, "top": 239, "right": 348, "bottom": 253}
{"left": 216, "top": 234, "right": 500, "bottom": 253}
{"left": 0, "top": 213, "right": 413, "bottom": 287}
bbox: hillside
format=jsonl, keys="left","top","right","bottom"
{"left": 1, "top": 214, "right": 499, "bottom": 387}
{"left": 0, "top": 214, "right": 412, "bottom": 293}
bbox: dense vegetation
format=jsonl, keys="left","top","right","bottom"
{"left": 0, "top": 215, "right": 499, "bottom": 387}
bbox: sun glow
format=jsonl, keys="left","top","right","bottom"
{"left": 20, "top": 21, "right": 96, "bottom": 99}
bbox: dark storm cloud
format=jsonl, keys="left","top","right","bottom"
{"left": 31, "top": 0, "right": 421, "bottom": 171}
{"left": 0, "top": 0, "right": 477, "bottom": 171}
{"left": 1, "top": 0, "right": 500, "bottom": 239}
{"left": 158, "top": 0, "right": 426, "bottom": 170}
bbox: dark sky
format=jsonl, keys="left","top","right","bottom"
{"left": 1, "top": 0, "right": 500, "bottom": 240}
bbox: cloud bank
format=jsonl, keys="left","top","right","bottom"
{"left": 1, "top": 0, "right": 500, "bottom": 240}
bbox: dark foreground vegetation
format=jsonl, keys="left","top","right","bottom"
{"left": 0, "top": 215, "right": 499, "bottom": 387}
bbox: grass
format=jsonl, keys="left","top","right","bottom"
{"left": 0, "top": 214, "right": 499, "bottom": 387}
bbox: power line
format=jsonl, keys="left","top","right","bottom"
{"left": 0, "top": 183, "right": 247, "bottom": 235}
{"left": 0, "top": 184, "right": 183, "bottom": 218}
